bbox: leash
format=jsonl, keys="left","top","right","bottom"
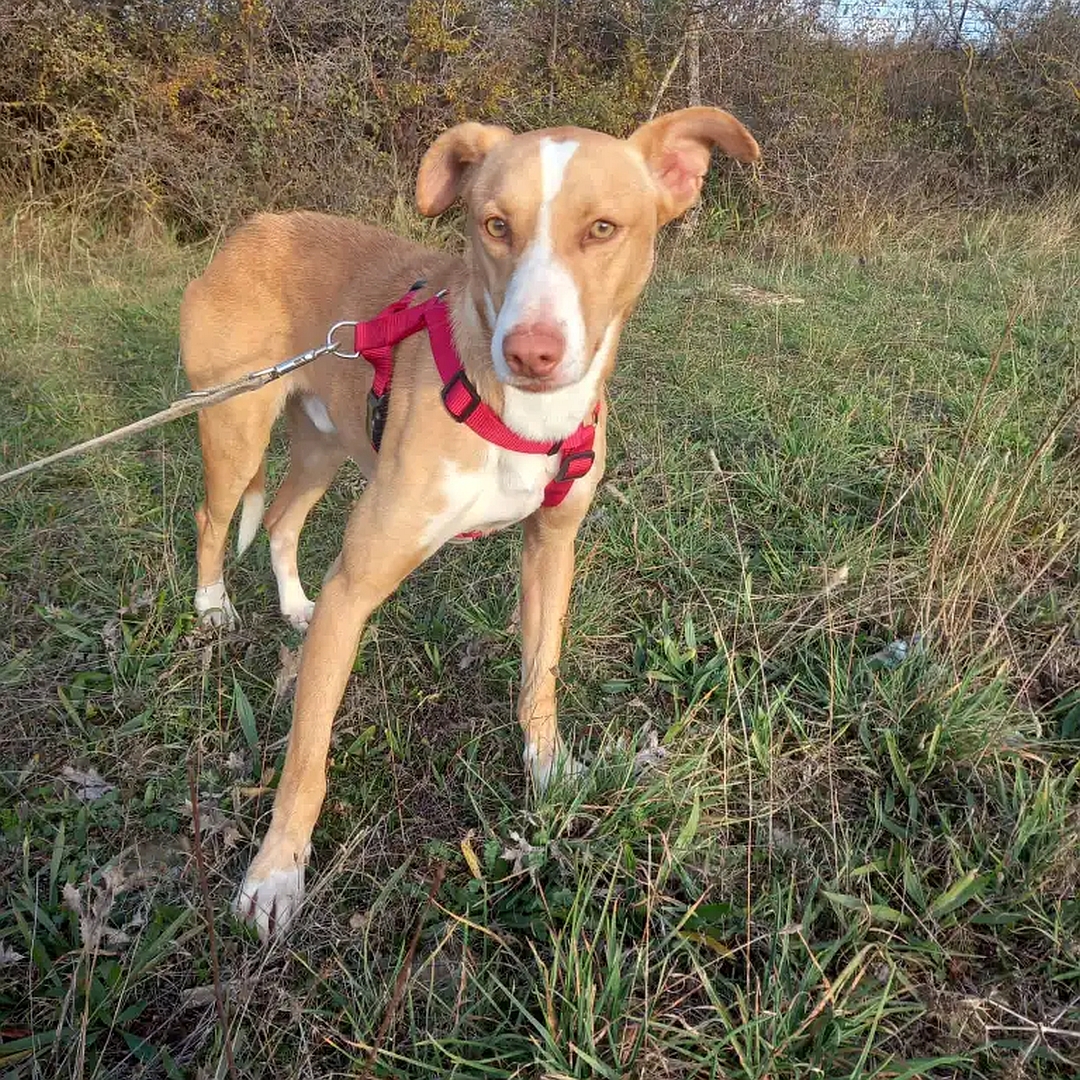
{"left": 0, "top": 321, "right": 361, "bottom": 485}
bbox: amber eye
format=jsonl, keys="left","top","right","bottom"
{"left": 485, "top": 216, "right": 508, "bottom": 239}
{"left": 589, "top": 219, "right": 616, "bottom": 240}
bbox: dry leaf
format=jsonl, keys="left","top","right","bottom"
{"left": 500, "top": 831, "right": 537, "bottom": 876}
{"left": 679, "top": 929, "right": 734, "bottom": 956}
{"left": 823, "top": 564, "right": 850, "bottom": 593}
{"left": 182, "top": 799, "right": 241, "bottom": 844}
{"left": 237, "top": 785, "right": 272, "bottom": 798}
{"left": 62, "top": 866, "right": 131, "bottom": 952}
{"left": 460, "top": 834, "right": 483, "bottom": 880}
{"left": 180, "top": 985, "right": 218, "bottom": 1009}
{"left": 633, "top": 727, "right": 668, "bottom": 775}
{"left": 0, "top": 944, "right": 26, "bottom": 966}
{"left": 61, "top": 765, "right": 115, "bottom": 802}
{"left": 274, "top": 644, "right": 301, "bottom": 704}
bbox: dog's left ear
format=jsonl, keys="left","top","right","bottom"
{"left": 416, "top": 122, "right": 514, "bottom": 217}
{"left": 629, "top": 107, "right": 760, "bottom": 226}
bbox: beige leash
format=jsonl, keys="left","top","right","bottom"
{"left": 0, "top": 325, "right": 359, "bottom": 485}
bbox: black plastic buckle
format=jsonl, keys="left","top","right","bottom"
{"left": 554, "top": 449, "right": 595, "bottom": 483}
{"left": 367, "top": 389, "right": 389, "bottom": 451}
{"left": 442, "top": 368, "right": 482, "bottom": 423}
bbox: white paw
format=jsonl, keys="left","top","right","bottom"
{"left": 281, "top": 597, "right": 316, "bottom": 632}
{"left": 233, "top": 850, "right": 308, "bottom": 941}
{"left": 273, "top": 558, "right": 315, "bottom": 631}
{"left": 525, "top": 742, "right": 584, "bottom": 793}
{"left": 194, "top": 582, "right": 239, "bottom": 630}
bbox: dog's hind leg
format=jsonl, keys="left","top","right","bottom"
{"left": 262, "top": 397, "right": 347, "bottom": 630}
{"left": 192, "top": 385, "right": 283, "bottom": 628}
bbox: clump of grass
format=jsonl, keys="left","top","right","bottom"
{"left": 1, "top": 201, "right": 1078, "bottom": 1077}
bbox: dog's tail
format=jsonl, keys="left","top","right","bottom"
{"left": 236, "top": 459, "right": 266, "bottom": 557}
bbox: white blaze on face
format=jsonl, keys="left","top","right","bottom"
{"left": 491, "top": 138, "right": 586, "bottom": 384}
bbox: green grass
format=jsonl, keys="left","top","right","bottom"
{"left": 1, "top": 202, "right": 1079, "bottom": 1079}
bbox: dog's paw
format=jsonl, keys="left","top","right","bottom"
{"left": 194, "top": 582, "right": 239, "bottom": 630}
{"left": 525, "top": 742, "right": 584, "bottom": 794}
{"left": 233, "top": 843, "right": 309, "bottom": 942}
{"left": 281, "top": 597, "right": 316, "bottom": 632}
{"left": 276, "top": 573, "right": 315, "bottom": 631}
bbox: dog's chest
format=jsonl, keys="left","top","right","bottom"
{"left": 426, "top": 447, "right": 558, "bottom": 545}
{"left": 472, "top": 447, "right": 558, "bottom": 528}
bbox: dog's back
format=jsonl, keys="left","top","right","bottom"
{"left": 180, "top": 212, "right": 451, "bottom": 391}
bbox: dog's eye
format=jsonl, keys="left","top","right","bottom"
{"left": 588, "top": 220, "right": 616, "bottom": 241}
{"left": 484, "top": 217, "right": 508, "bottom": 239}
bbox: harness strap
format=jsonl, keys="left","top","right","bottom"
{"left": 353, "top": 290, "right": 430, "bottom": 398}
{"left": 353, "top": 286, "right": 598, "bottom": 511}
{"left": 541, "top": 405, "right": 599, "bottom": 508}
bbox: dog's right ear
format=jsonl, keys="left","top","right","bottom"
{"left": 416, "top": 123, "right": 514, "bottom": 217}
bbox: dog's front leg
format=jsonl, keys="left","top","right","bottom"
{"left": 518, "top": 505, "right": 592, "bottom": 792}
{"left": 235, "top": 488, "right": 431, "bottom": 940}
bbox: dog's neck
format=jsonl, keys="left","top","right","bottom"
{"left": 447, "top": 279, "right": 615, "bottom": 444}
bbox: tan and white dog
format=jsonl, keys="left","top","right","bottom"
{"left": 179, "top": 107, "right": 759, "bottom": 939}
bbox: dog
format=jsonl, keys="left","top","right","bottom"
{"left": 179, "top": 107, "right": 759, "bottom": 939}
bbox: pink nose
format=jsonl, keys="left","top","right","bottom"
{"left": 502, "top": 324, "right": 565, "bottom": 380}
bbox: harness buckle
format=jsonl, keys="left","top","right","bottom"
{"left": 441, "top": 368, "right": 483, "bottom": 423}
{"left": 554, "top": 449, "right": 595, "bottom": 484}
{"left": 367, "top": 389, "right": 389, "bottom": 451}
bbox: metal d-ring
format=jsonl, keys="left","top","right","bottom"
{"left": 326, "top": 320, "right": 361, "bottom": 359}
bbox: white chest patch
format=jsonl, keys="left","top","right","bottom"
{"left": 420, "top": 447, "right": 559, "bottom": 550}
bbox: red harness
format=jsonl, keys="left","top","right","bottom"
{"left": 352, "top": 282, "right": 598, "bottom": 513}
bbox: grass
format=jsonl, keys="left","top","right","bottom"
{"left": 1, "top": 198, "right": 1079, "bottom": 1079}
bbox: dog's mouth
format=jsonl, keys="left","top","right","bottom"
{"left": 505, "top": 371, "right": 575, "bottom": 393}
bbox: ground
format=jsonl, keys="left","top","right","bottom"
{"left": 1, "top": 204, "right": 1078, "bottom": 1079}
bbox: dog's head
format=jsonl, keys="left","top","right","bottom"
{"left": 416, "top": 108, "right": 759, "bottom": 394}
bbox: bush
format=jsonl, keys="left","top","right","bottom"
{"left": 2, "top": 0, "right": 1079, "bottom": 235}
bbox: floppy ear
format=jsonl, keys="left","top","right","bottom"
{"left": 416, "top": 122, "right": 514, "bottom": 217}
{"left": 628, "top": 107, "right": 759, "bottom": 226}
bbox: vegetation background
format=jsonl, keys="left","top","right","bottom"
{"left": 3, "top": 0, "right": 1080, "bottom": 236}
